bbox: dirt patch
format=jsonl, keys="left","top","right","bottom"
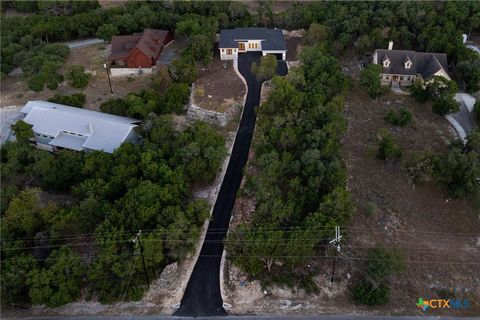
{"left": 286, "top": 37, "right": 303, "bottom": 61}
{"left": 343, "top": 84, "right": 480, "bottom": 316}
{"left": 193, "top": 56, "right": 245, "bottom": 113}
{"left": 1, "top": 43, "right": 159, "bottom": 110}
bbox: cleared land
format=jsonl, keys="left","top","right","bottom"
{"left": 193, "top": 54, "right": 245, "bottom": 113}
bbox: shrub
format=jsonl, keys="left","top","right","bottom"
{"left": 100, "top": 98, "right": 129, "bottom": 116}
{"left": 360, "top": 64, "right": 387, "bottom": 99}
{"left": 48, "top": 93, "right": 86, "bottom": 108}
{"left": 65, "top": 65, "right": 90, "bottom": 89}
{"left": 473, "top": 101, "right": 480, "bottom": 125}
{"left": 377, "top": 129, "right": 401, "bottom": 161}
{"left": 168, "top": 55, "right": 198, "bottom": 84}
{"left": 251, "top": 54, "right": 277, "bottom": 81}
{"left": 384, "top": 107, "right": 412, "bottom": 127}
{"left": 432, "top": 97, "right": 459, "bottom": 116}
{"left": 11, "top": 120, "right": 33, "bottom": 142}
{"left": 161, "top": 83, "right": 190, "bottom": 114}
{"left": 365, "top": 201, "right": 378, "bottom": 216}
{"left": 352, "top": 279, "right": 390, "bottom": 305}
{"left": 404, "top": 151, "right": 435, "bottom": 185}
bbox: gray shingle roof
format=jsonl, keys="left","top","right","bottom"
{"left": 374, "top": 49, "right": 449, "bottom": 79}
{"left": 219, "top": 28, "right": 286, "bottom": 51}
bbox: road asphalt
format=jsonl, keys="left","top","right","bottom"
{"left": 174, "top": 53, "right": 288, "bottom": 317}
{"left": 7, "top": 315, "right": 479, "bottom": 320}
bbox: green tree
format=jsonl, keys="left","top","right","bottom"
{"left": 251, "top": 54, "right": 277, "bottom": 81}
{"left": 160, "top": 83, "right": 190, "bottom": 114}
{"left": 377, "top": 129, "right": 401, "bottom": 161}
{"left": 168, "top": 55, "right": 198, "bottom": 84}
{"left": 96, "top": 24, "right": 118, "bottom": 42}
{"left": 11, "top": 120, "right": 33, "bottom": 142}
{"left": 1, "top": 188, "right": 45, "bottom": 238}
{"left": 474, "top": 101, "right": 480, "bottom": 125}
{"left": 187, "top": 34, "right": 213, "bottom": 66}
{"left": 65, "top": 65, "right": 90, "bottom": 89}
{"left": 384, "top": 107, "right": 412, "bottom": 127}
{"left": 100, "top": 98, "right": 129, "bottom": 116}
{"left": 304, "top": 23, "right": 329, "bottom": 46}
{"left": 28, "top": 247, "right": 85, "bottom": 307}
{"left": 360, "top": 64, "right": 387, "bottom": 99}
{"left": 48, "top": 93, "right": 86, "bottom": 107}
{"left": 352, "top": 247, "right": 404, "bottom": 305}
{"left": 1, "top": 250, "right": 38, "bottom": 307}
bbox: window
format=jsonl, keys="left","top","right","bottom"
{"left": 385, "top": 76, "right": 390, "bottom": 80}
{"left": 222, "top": 49, "right": 225, "bottom": 53}
{"left": 400, "top": 77, "right": 404, "bottom": 81}
{"left": 226, "top": 49, "right": 232, "bottom": 55}
{"left": 383, "top": 60, "right": 390, "bottom": 67}
{"left": 405, "top": 61, "right": 412, "bottom": 69}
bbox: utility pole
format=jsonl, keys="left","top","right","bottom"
{"left": 329, "top": 226, "right": 342, "bottom": 283}
{"left": 133, "top": 230, "right": 150, "bottom": 287}
{"left": 103, "top": 61, "right": 113, "bottom": 94}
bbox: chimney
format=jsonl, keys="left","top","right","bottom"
{"left": 388, "top": 41, "right": 393, "bottom": 50}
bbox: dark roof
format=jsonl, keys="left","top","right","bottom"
{"left": 219, "top": 28, "right": 286, "bottom": 51}
{"left": 109, "top": 29, "right": 171, "bottom": 61}
{"left": 374, "top": 49, "right": 448, "bottom": 79}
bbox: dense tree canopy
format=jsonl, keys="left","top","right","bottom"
{"left": 227, "top": 45, "right": 353, "bottom": 287}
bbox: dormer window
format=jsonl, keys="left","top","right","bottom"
{"left": 382, "top": 54, "right": 390, "bottom": 68}
{"left": 404, "top": 56, "right": 412, "bottom": 69}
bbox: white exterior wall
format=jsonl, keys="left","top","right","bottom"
{"left": 432, "top": 69, "right": 451, "bottom": 81}
{"left": 220, "top": 48, "right": 238, "bottom": 60}
{"left": 263, "top": 50, "right": 287, "bottom": 60}
{"left": 239, "top": 40, "right": 262, "bottom": 52}
{"left": 110, "top": 67, "right": 154, "bottom": 77}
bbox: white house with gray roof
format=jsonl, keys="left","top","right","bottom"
{"left": 372, "top": 41, "right": 450, "bottom": 87}
{"left": 21, "top": 101, "right": 140, "bottom": 153}
{"left": 219, "top": 28, "right": 287, "bottom": 61}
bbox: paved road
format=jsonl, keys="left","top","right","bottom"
{"left": 64, "top": 38, "right": 104, "bottom": 49}
{"left": 174, "top": 53, "right": 288, "bottom": 317}
{"left": 6, "top": 315, "right": 478, "bottom": 320}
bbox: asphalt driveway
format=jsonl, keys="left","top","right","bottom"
{"left": 174, "top": 53, "right": 287, "bottom": 317}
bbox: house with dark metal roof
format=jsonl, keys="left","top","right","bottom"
{"left": 108, "top": 29, "right": 172, "bottom": 68}
{"left": 372, "top": 41, "right": 450, "bottom": 87}
{"left": 218, "top": 28, "right": 287, "bottom": 61}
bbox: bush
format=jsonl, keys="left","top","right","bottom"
{"left": 360, "top": 64, "right": 388, "bottom": 99}
{"left": 432, "top": 97, "right": 459, "bottom": 116}
{"left": 48, "top": 93, "right": 86, "bottom": 108}
{"left": 384, "top": 107, "right": 412, "bottom": 127}
{"left": 11, "top": 120, "right": 33, "bottom": 142}
{"left": 352, "top": 247, "right": 404, "bottom": 306}
{"left": 99, "top": 98, "right": 130, "bottom": 116}
{"left": 409, "top": 79, "right": 428, "bottom": 102}
{"left": 365, "top": 201, "right": 378, "bottom": 216}
{"left": 161, "top": 83, "right": 190, "bottom": 114}
{"left": 473, "top": 101, "right": 480, "bottom": 125}
{"left": 96, "top": 24, "right": 118, "bottom": 42}
{"left": 377, "top": 129, "right": 401, "bottom": 161}
{"left": 352, "top": 279, "right": 390, "bottom": 305}
{"left": 65, "top": 65, "right": 90, "bottom": 89}
{"left": 168, "top": 55, "right": 198, "bottom": 84}
{"left": 251, "top": 54, "right": 277, "bottom": 81}
{"left": 404, "top": 151, "right": 435, "bottom": 185}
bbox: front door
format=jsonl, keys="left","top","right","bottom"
{"left": 239, "top": 42, "right": 245, "bottom": 52}
{"left": 392, "top": 75, "right": 399, "bottom": 82}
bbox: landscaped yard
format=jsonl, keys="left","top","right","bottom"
{"left": 192, "top": 53, "right": 245, "bottom": 113}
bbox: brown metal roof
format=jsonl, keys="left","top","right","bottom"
{"left": 108, "top": 29, "right": 171, "bottom": 62}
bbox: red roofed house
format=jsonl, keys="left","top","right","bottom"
{"left": 108, "top": 29, "right": 173, "bottom": 68}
